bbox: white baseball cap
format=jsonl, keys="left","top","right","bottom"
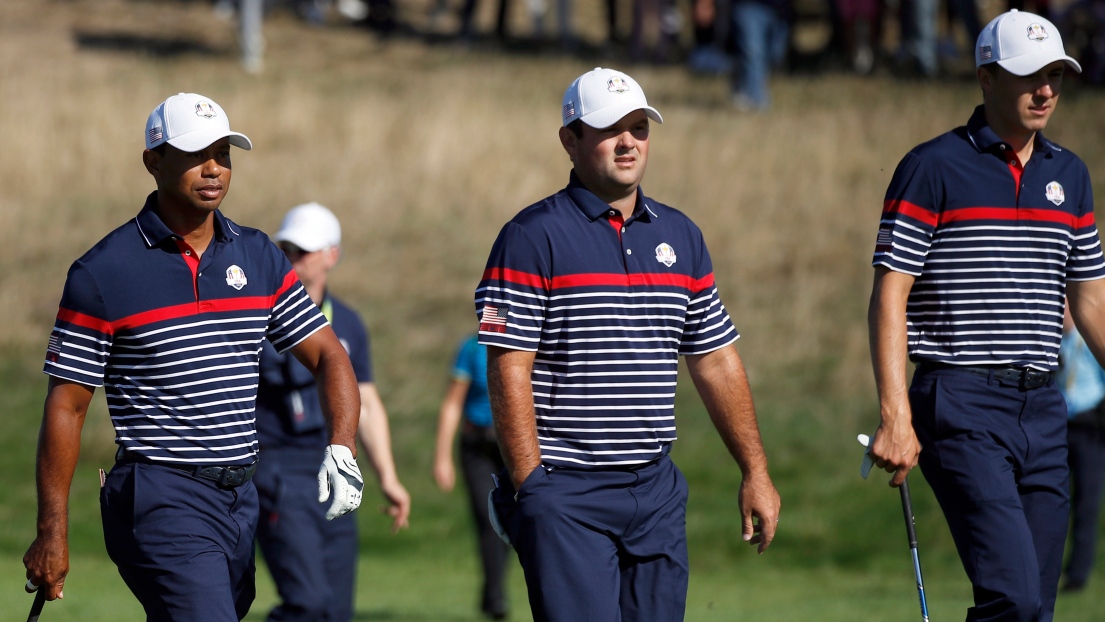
{"left": 273, "top": 202, "right": 341, "bottom": 252}
{"left": 561, "top": 67, "right": 663, "bottom": 129}
{"left": 976, "top": 9, "right": 1081, "bottom": 75}
{"left": 145, "top": 92, "right": 253, "bottom": 152}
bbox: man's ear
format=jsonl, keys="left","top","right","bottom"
{"left": 558, "top": 126, "right": 576, "bottom": 160}
{"left": 142, "top": 149, "right": 160, "bottom": 178}
{"left": 977, "top": 66, "right": 993, "bottom": 96}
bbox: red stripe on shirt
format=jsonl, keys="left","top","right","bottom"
{"left": 940, "top": 207, "right": 1088, "bottom": 227}
{"left": 56, "top": 308, "right": 115, "bottom": 336}
{"left": 885, "top": 199, "right": 1091, "bottom": 228}
{"left": 485, "top": 269, "right": 714, "bottom": 292}
{"left": 883, "top": 199, "right": 938, "bottom": 227}
{"left": 58, "top": 270, "right": 303, "bottom": 334}
{"left": 481, "top": 267, "right": 552, "bottom": 290}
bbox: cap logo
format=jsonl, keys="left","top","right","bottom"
{"left": 225, "top": 265, "right": 248, "bottom": 290}
{"left": 148, "top": 126, "right": 164, "bottom": 143}
{"left": 195, "top": 101, "right": 218, "bottom": 119}
{"left": 563, "top": 102, "right": 576, "bottom": 120}
{"left": 1026, "top": 23, "right": 1049, "bottom": 41}
{"left": 655, "top": 243, "right": 677, "bottom": 267}
{"left": 1045, "top": 181, "right": 1065, "bottom": 206}
{"left": 979, "top": 45, "right": 992, "bottom": 61}
{"left": 607, "top": 76, "right": 630, "bottom": 93}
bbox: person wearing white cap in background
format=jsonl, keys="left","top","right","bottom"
{"left": 253, "top": 202, "right": 411, "bottom": 622}
{"left": 476, "top": 67, "right": 780, "bottom": 620}
{"left": 866, "top": 10, "right": 1105, "bottom": 621}
{"left": 23, "top": 93, "right": 365, "bottom": 621}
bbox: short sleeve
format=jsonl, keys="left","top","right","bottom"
{"left": 452, "top": 336, "right": 477, "bottom": 381}
{"left": 872, "top": 151, "right": 940, "bottom": 276}
{"left": 474, "top": 222, "right": 550, "bottom": 351}
{"left": 266, "top": 250, "right": 328, "bottom": 353}
{"left": 679, "top": 230, "right": 739, "bottom": 356}
{"left": 44, "top": 260, "right": 112, "bottom": 387}
{"left": 1067, "top": 162, "right": 1105, "bottom": 282}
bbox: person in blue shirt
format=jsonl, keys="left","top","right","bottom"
{"left": 1057, "top": 307, "right": 1105, "bottom": 592}
{"left": 434, "top": 335, "right": 510, "bottom": 620}
{"left": 254, "top": 202, "right": 411, "bottom": 622}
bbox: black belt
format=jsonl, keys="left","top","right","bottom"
{"left": 115, "top": 447, "right": 257, "bottom": 489}
{"left": 916, "top": 361, "right": 1054, "bottom": 390}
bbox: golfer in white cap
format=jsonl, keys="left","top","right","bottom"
{"left": 477, "top": 67, "right": 780, "bottom": 621}
{"left": 24, "top": 93, "right": 365, "bottom": 620}
{"left": 867, "top": 11, "right": 1105, "bottom": 621}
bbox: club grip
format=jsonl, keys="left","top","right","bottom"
{"left": 900, "top": 477, "right": 919, "bottom": 550}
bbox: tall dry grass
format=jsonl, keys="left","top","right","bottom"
{"left": 2, "top": 0, "right": 1104, "bottom": 421}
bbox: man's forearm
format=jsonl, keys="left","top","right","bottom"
{"left": 686, "top": 347, "right": 769, "bottom": 475}
{"left": 357, "top": 384, "right": 400, "bottom": 486}
{"left": 487, "top": 347, "right": 541, "bottom": 490}
{"left": 868, "top": 268, "right": 913, "bottom": 427}
{"left": 316, "top": 346, "right": 361, "bottom": 454}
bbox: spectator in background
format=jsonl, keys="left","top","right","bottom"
{"left": 630, "top": 0, "right": 682, "bottom": 62}
{"left": 1062, "top": 0, "right": 1105, "bottom": 86}
{"left": 255, "top": 202, "right": 411, "bottom": 622}
{"left": 687, "top": 0, "right": 733, "bottom": 75}
{"left": 434, "top": 335, "right": 511, "bottom": 621}
{"left": 940, "top": 0, "right": 981, "bottom": 61}
{"left": 898, "top": 0, "right": 938, "bottom": 76}
{"left": 1058, "top": 307, "right": 1105, "bottom": 593}
{"left": 730, "top": 0, "right": 791, "bottom": 110}
{"left": 834, "top": 0, "right": 882, "bottom": 73}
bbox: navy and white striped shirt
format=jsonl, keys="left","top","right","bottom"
{"left": 873, "top": 105, "right": 1105, "bottom": 371}
{"left": 475, "top": 173, "right": 738, "bottom": 468}
{"left": 43, "top": 193, "right": 328, "bottom": 466}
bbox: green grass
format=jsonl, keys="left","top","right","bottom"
{"left": 5, "top": 0, "right": 1105, "bottom": 619}
{"left": 5, "top": 356, "right": 1105, "bottom": 620}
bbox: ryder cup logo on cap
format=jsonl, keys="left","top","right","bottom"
{"left": 562, "top": 67, "right": 663, "bottom": 129}
{"left": 274, "top": 202, "right": 342, "bottom": 252}
{"left": 145, "top": 92, "right": 253, "bottom": 152}
{"left": 975, "top": 9, "right": 1081, "bottom": 75}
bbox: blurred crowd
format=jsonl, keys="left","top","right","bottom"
{"left": 216, "top": 0, "right": 1105, "bottom": 106}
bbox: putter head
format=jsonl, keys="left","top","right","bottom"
{"left": 858, "top": 433, "right": 874, "bottom": 480}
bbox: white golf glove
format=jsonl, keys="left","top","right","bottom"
{"left": 318, "top": 444, "right": 364, "bottom": 520}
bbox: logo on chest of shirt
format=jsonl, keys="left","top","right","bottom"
{"left": 225, "top": 265, "right": 248, "bottom": 290}
{"left": 1045, "top": 181, "right": 1065, "bottom": 206}
{"left": 655, "top": 243, "right": 677, "bottom": 267}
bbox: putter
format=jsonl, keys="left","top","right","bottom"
{"left": 859, "top": 434, "right": 931, "bottom": 622}
{"left": 25, "top": 581, "right": 46, "bottom": 622}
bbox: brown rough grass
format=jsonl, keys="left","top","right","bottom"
{"left": 3, "top": 0, "right": 1104, "bottom": 417}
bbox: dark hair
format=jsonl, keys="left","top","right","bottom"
{"left": 979, "top": 62, "right": 1002, "bottom": 78}
{"left": 566, "top": 119, "right": 584, "bottom": 138}
{"left": 150, "top": 143, "right": 168, "bottom": 156}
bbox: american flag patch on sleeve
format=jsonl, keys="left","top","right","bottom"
{"left": 479, "top": 305, "right": 509, "bottom": 334}
{"left": 46, "top": 332, "right": 62, "bottom": 363}
{"left": 875, "top": 225, "right": 894, "bottom": 253}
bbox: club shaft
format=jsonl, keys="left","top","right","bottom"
{"left": 900, "top": 478, "right": 930, "bottom": 622}
{"left": 27, "top": 587, "right": 46, "bottom": 622}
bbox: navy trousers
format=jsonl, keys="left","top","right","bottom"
{"left": 100, "top": 462, "right": 258, "bottom": 622}
{"left": 254, "top": 446, "right": 358, "bottom": 622}
{"left": 460, "top": 431, "right": 510, "bottom": 618}
{"left": 491, "top": 456, "right": 689, "bottom": 622}
{"left": 1064, "top": 417, "right": 1105, "bottom": 587}
{"left": 910, "top": 366, "right": 1069, "bottom": 622}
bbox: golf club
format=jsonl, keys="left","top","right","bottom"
{"left": 25, "top": 580, "right": 46, "bottom": 622}
{"left": 859, "top": 434, "right": 931, "bottom": 622}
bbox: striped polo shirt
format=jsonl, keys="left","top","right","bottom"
{"left": 475, "top": 173, "right": 738, "bottom": 468}
{"left": 43, "top": 192, "right": 328, "bottom": 466}
{"left": 873, "top": 105, "right": 1105, "bottom": 371}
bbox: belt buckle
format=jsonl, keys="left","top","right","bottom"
{"left": 1020, "top": 370, "right": 1047, "bottom": 390}
{"left": 217, "top": 466, "right": 241, "bottom": 488}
